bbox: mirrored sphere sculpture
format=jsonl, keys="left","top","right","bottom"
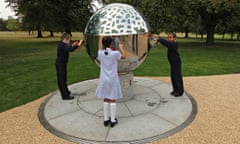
{"left": 84, "top": 3, "right": 152, "bottom": 101}
{"left": 84, "top": 3, "right": 151, "bottom": 74}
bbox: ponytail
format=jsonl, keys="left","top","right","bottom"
{"left": 102, "top": 36, "right": 113, "bottom": 56}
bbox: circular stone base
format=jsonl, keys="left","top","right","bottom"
{"left": 38, "top": 78, "right": 197, "bottom": 144}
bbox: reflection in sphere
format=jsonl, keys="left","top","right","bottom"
{"left": 84, "top": 3, "right": 151, "bottom": 73}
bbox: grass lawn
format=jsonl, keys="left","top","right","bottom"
{"left": 0, "top": 32, "right": 239, "bottom": 112}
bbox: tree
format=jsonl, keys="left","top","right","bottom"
{"left": 190, "top": 0, "right": 239, "bottom": 45}
{"left": 5, "top": 0, "right": 50, "bottom": 37}
{"left": 51, "top": 0, "right": 91, "bottom": 35}
{"left": 5, "top": 0, "right": 91, "bottom": 37}
{"left": 7, "top": 19, "right": 22, "bottom": 31}
{"left": 0, "top": 19, "right": 8, "bottom": 31}
{"left": 6, "top": 0, "right": 240, "bottom": 42}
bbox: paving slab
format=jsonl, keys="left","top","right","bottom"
{"left": 38, "top": 77, "right": 197, "bottom": 144}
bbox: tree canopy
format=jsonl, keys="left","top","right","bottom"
{"left": 5, "top": 0, "right": 91, "bottom": 37}
{"left": 5, "top": 0, "right": 240, "bottom": 44}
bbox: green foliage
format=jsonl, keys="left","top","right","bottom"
{"left": 110, "top": 0, "right": 240, "bottom": 44}
{"left": 5, "top": 0, "right": 91, "bottom": 35}
{"left": 4, "top": 0, "right": 240, "bottom": 42}
{"left": 6, "top": 19, "right": 22, "bottom": 31}
{"left": 0, "top": 18, "right": 8, "bottom": 31}
{"left": 189, "top": 0, "right": 240, "bottom": 44}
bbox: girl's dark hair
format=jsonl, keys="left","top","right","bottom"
{"left": 102, "top": 36, "right": 112, "bottom": 55}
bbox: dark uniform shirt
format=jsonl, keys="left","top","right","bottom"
{"left": 56, "top": 41, "right": 78, "bottom": 64}
{"left": 158, "top": 38, "right": 184, "bottom": 94}
{"left": 158, "top": 38, "right": 181, "bottom": 65}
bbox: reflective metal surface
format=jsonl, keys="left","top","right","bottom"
{"left": 88, "top": 0, "right": 106, "bottom": 13}
{"left": 84, "top": 3, "right": 151, "bottom": 73}
{"left": 85, "top": 34, "right": 150, "bottom": 73}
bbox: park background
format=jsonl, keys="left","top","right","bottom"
{"left": 0, "top": 0, "right": 240, "bottom": 113}
{"left": 0, "top": 1, "right": 240, "bottom": 144}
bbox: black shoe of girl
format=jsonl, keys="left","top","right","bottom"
{"left": 110, "top": 118, "right": 118, "bottom": 128}
{"left": 104, "top": 119, "right": 110, "bottom": 127}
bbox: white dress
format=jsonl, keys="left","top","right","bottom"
{"left": 96, "top": 48, "right": 122, "bottom": 100}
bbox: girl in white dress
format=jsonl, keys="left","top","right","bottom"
{"left": 96, "top": 36, "right": 126, "bottom": 127}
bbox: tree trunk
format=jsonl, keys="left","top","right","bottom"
{"left": 185, "top": 27, "right": 189, "bottom": 38}
{"left": 198, "top": 11, "right": 218, "bottom": 45}
{"left": 222, "top": 32, "right": 225, "bottom": 40}
{"left": 231, "top": 32, "right": 234, "bottom": 40}
{"left": 206, "top": 27, "right": 215, "bottom": 45}
{"left": 50, "top": 30, "right": 54, "bottom": 37}
{"left": 37, "top": 25, "right": 43, "bottom": 38}
{"left": 65, "top": 26, "right": 72, "bottom": 37}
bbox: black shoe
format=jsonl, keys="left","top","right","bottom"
{"left": 110, "top": 118, "right": 118, "bottom": 128}
{"left": 104, "top": 118, "right": 110, "bottom": 127}
{"left": 62, "top": 96, "right": 74, "bottom": 100}
{"left": 174, "top": 93, "right": 183, "bottom": 97}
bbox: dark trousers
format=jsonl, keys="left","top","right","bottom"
{"left": 170, "top": 63, "right": 184, "bottom": 94}
{"left": 55, "top": 63, "right": 70, "bottom": 97}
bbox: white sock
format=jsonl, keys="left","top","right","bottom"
{"left": 103, "top": 102, "right": 109, "bottom": 121}
{"left": 110, "top": 103, "right": 117, "bottom": 122}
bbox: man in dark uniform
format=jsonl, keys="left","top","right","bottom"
{"left": 55, "top": 33, "right": 83, "bottom": 100}
{"left": 157, "top": 33, "right": 184, "bottom": 97}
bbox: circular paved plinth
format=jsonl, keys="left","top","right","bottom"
{"left": 38, "top": 78, "right": 197, "bottom": 144}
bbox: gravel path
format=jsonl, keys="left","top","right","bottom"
{"left": 1, "top": 74, "right": 240, "bottom": 144}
